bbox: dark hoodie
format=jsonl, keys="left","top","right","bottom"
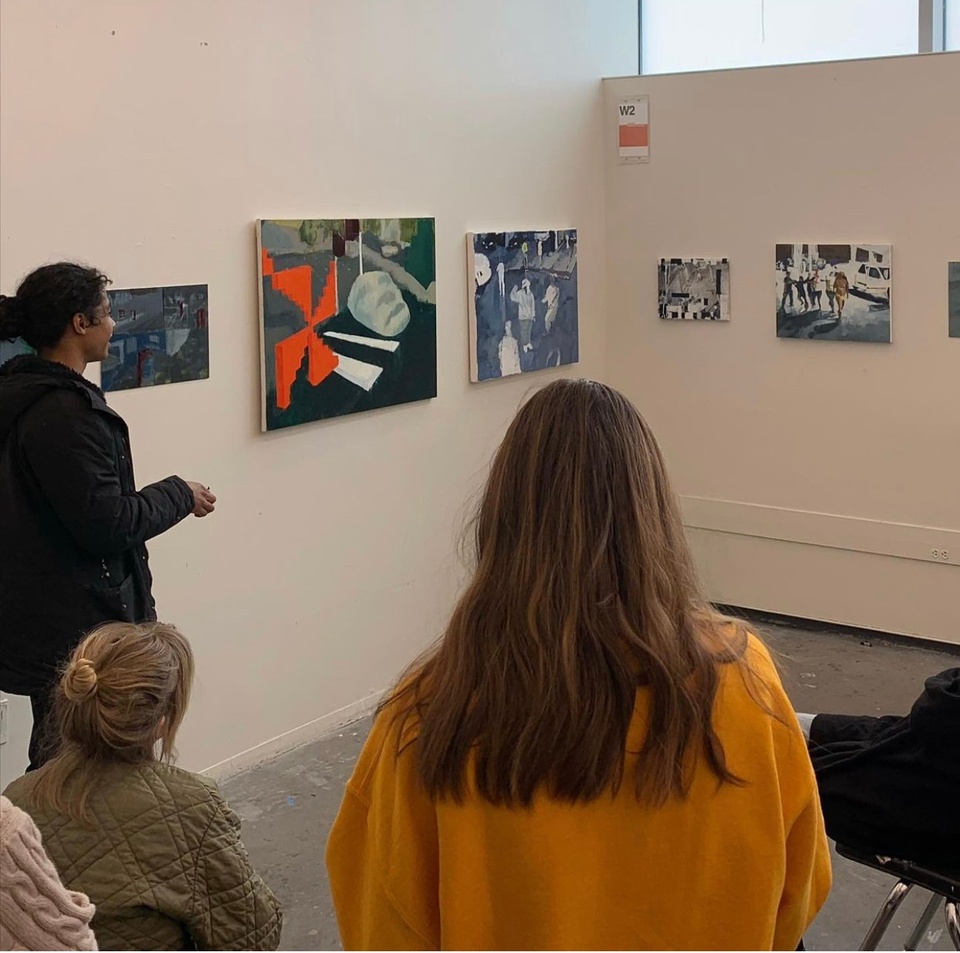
{"left": 0, "top": 355, "right": 194, "bottom": 694}
{"left": 809, "top": 667, "right": 960, "bottom": 871}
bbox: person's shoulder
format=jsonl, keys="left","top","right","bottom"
{"left": 0, "top": 791, "right": 36, "bottom": 839}
{"left": 23, "top": 385, "right": 91, "bottom": 420}
{"left": 137, "top": 761, "right": 223, "bottom": 808}
{"left": 709, "top": 621, "right": 791, "bottom": 715}
{"left": 347, "top": 695, "right": 422, "bottom": 802}
{"left": 2, "top": 772, "right": 40, "bottom": 811}
{"left": 83, "top": 762, "right": 224, "bottom": 831}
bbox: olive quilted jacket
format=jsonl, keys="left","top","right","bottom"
{"left": 4, "top": 761, "right": 282, "bottom": 951}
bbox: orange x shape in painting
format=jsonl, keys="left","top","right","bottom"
{"left": 262, "top": 248, "right": 339, "bottom": 409}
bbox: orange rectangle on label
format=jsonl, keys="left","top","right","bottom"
{"left": 619, "top": 124, "right": 649, "bottom": 148}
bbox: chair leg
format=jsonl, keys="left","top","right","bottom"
{"left": 905, "top": 892, "right": 942, "bottom": 951}
{"left": 945, "top": 900, "right": 960, "bottom": 951}
{"left": 860, "top": 880, "right": 913, "bottom": 951}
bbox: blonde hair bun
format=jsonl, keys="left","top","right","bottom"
{"left": 63, "top": 658, "right": 98, "bottom": 702}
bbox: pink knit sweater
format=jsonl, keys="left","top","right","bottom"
{"left": 0, "top": 795, "right": 97, "bottom": 951}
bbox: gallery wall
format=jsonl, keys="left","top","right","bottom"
{"left": 0, "top": 0, "right": 638, "bottom": 786}
{"left": 604, "top": 53, "right": 960, "bottom": 645}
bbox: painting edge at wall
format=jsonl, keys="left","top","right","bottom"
{"left": 949, "top": 261, "right": 960, "bottom": 339}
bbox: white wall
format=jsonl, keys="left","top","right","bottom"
{"left": 603, "top": 53, "right": 960, "bottom": 645}
{"left": 0, "top": 0, "right": 638, "bottom": 787}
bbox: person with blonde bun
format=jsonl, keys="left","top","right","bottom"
{"left": 3, "top": 622, "right": 282, "bottom": 951}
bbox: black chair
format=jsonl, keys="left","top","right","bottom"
{"left": 836, "top": 844, "right": 960, "bottom": 951}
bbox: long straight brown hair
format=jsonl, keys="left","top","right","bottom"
{"left": 386, "top": 378, "right": 760, "bottom": 808}
{"left": 32, "top": 621, "right": 194, "bottom": 822}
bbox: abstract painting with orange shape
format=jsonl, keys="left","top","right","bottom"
{"left": 257, "top": 218, "right": 436, "bottom": 431}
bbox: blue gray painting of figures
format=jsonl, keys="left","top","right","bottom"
{"left": 468, "top": 230, "right": 578, "bottom": 382}
{"left": 776, "top": 244, "right": 891, "bottom": 342}
{"left": 949, "top": 262, "right": 960, "bottom": 339}
{"left": 101, "top": 284, "right": 209, "bottom": 391}
{"left": 0, "top": 339, "right": 32, "bottom": 366}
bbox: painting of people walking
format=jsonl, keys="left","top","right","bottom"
{"left": 949, "top": 262, "right": 960, "bottom": 339}
{"left": 257, "top": 218, "right": 436, "bottom": 431}
{"left": 659, "top": 258, "right": 730, "bottom": 321}
{"left": 101, "top": 284, "right": 209, "bottom": 391}
{"left": 776, "top": 244, "right": 891, "bottom": 342}
{"left": 467, "top": 230, "right": 578, "bottom": 382}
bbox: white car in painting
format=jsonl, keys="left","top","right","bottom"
{"left": 854, "top": 262, "right": 891, "bottom": 299}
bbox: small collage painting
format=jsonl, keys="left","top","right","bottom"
{"left": 658, "top": 258, "right": 730, "bottom": 321}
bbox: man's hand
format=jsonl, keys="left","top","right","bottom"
{"left": 186, "top": 481, "right": 217, "bottom": 518}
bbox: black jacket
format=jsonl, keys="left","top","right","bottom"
{"left": 809, "top": 668, "right": 960, "bottom": 871}
{"left": 0, "top": 356, "right": 194, "bottom": 694}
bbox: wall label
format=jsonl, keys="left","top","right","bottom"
{"left": 618, "top": 95, "right": 649, "bottom": 163}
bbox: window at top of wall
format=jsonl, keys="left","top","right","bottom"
{"left": 947, "top": 0, "right": 960, "bottom": 49}
{"left": 641, "top": 0, "right": 920, "bottom": 75}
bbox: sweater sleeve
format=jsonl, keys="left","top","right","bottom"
{"left": 326, "top": 786, "right": 438, "bottom": 951}
{"left": 18, "top": 391, "right": 194, "bottom": 557}
{"left": 809, "top": 712, "right": 904, "bottom": 747}
{"left": 186, "top": 790, "right": 283, "bottom": 951}
{"left": 0, "top": 796, "right": 98, "bottom": 952}
{"left": 774, "top": 782, "right": 833, "bottom": 951}
{"left": 742, "top": 635, "right": 833, "bottom": 950}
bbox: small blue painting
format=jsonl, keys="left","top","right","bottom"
{"left": 102, "top": 284, "right": 209, "bottom": 392}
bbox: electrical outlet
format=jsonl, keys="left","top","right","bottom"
{"left": 930, "top": 548, "right": 951, "bottom": 561}
{"left": 0, "top": 697, "right": 7, "bottom": 746}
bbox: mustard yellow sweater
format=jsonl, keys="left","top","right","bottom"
{"left": 327, "top": 635, "right": 831, "bottom": 950}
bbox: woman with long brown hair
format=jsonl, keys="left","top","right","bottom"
{"left": 327, "top": 378, "right": 831, "bottom": 950}
{"left": 3, "top": 622, "right": 282, "bottom": 951}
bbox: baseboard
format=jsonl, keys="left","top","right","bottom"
{"left": 201, "top": 689, "right": 385, "bottom": 781}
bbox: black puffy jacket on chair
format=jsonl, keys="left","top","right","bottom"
{"left": 809, "top": 667, "right": 960, "bottom": 871}
{"left": 0, "top": 355, "right": 194, "bottom": 694}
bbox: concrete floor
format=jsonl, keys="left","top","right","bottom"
{"left": 221, "top": 619, "right": 960, "bottom": 951}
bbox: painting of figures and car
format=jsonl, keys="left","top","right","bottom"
{"left": 776, "top": 243, "right": 891, "bottom": 343}
{"left": 468, "top": 229, "right": 578, "bottom": 382}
